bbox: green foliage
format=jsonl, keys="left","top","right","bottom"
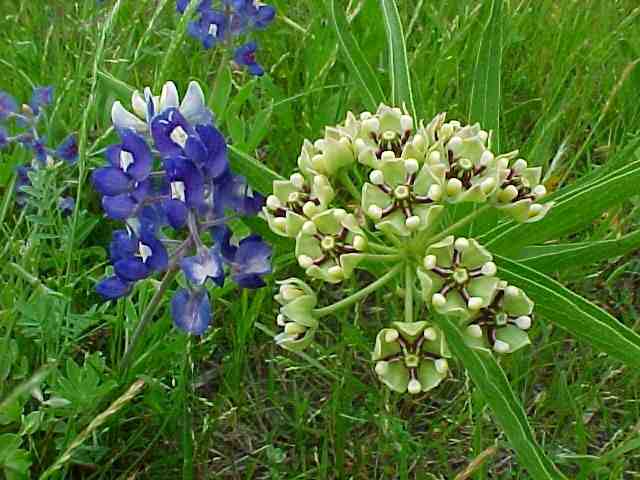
{"left": 0, "top": 0, "right": 638, "bottom": 478}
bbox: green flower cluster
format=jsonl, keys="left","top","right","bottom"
{"left": 263, "top": 105, "right": 552, "bottom": 395}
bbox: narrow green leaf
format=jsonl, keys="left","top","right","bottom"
{"left": 228, "top": 145, "right": 284, "bottom": 195}
{"left": 482, "top": 161, "right": 640, "bottom": 255}
{"left": 496, "top": 256, "right": 640, "bottom": 369}
{"left": 330, "top": 0, "right": 385, "bottom": 111}
{"left": 469, "top": 0, "right": 503, "bottom": 151}
{"left": 379, "top": 0, "right": 416, "bottom": 118}
{"left": 515, "top": 230, "right": 640, "bottom": 273}
{"left": 434, "top": 314, "right": 566, "bottom": 479}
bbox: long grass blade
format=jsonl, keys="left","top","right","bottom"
{"left": 496, "top": 256, "right": 640, "bottom": 369}
{"left": 434, "top": 314, "right": 567, "bottom": 479}
{"left": 330, "top": 0, "right": 385, "bottom": 111}
{"left": 379, "top": 0, "right": 416, "bottom": 118}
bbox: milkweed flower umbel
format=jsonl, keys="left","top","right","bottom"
{"left": 262, "top": 104, "right": 553, "bottom": 395}
{"left": 93, "top": 80, "right": 272, "bottom": 336}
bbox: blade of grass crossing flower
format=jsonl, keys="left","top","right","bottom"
{"left": 469, "top": 0, "right": 503, "bottom": 152}
{"left": 330, "top": 0, "right": 385, "bottom": 111}
{"left": 65, "top": 0, "right": 122, "bottom": 281}
{"left": 228, "top": 144, "right": 285, "bottom": 195}
{"left": 514, "top": 230, "right": 640, "bottom": 273}
{"left": 379, "top": 0, "right": 417, "bottom": 119}
{"left": 495, "top": 256, "right": 640, "bottom": 369}
{"left": 482, "top": 161, "right": 640, "bottom": 255}
{"left": 434, "top": 314, "right": 567, "bottom": 479}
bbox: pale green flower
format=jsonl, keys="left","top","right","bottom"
{"left": 274, "top": 278, "right": 319, "bottom": 351}
{"left": 417, "top": 236, "right": 500, "bottom": 318}
{"left": 463, "top": 282, "right": 534, "bottom": 354}
{"left": 372, "top": 321, "right": 450, "bottom": 395}
{"left": 295, "top": 209, "right": 367, "bottom": 283}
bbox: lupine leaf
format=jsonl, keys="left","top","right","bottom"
{"left": 434, "top": 314, "right": 567, "bottom": 479}
{"left": 330, "top": 0, "right": 385, "bottom": 111}
{"left": 481, "top": 160, "right": 640, "bottom": 255}
{"left": 228, "top": 144, "right": 284, "bottom": 195}
{"left": 496, "top": 256, "right": 640, "bottom": 369}
{"left": 379, "top": 0, "right": 417, "bottom": 118}
{"left": 515, "top": 230, "right": 640, "bottom": 272}
{"left": 469, "top": 0, "right": 503, "bottom": 151}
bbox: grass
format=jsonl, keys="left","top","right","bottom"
{"left": 1, "top": 0, "right": 640, "bottom": 478}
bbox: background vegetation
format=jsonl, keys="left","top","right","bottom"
{"left": 1, "top": 0, "right": 639, "bottom": 478}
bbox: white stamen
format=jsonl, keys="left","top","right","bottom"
{"left": 138, "top": 242, "right": 153, "bottom": 263}
{"left": 119, "top": 150, "right": 135, "bottom": 172}
{"left": 170, "top": 126, "right": 188, "bottom": 148}
{"left": 170, "top": 181, "right": 186, "bottom": 202}
{"left": 207, "top": 23, "right": 218, "bottom": 37}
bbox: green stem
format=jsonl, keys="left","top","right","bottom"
{"left": 404, "top": 264, "right": 414, "bottom": 324}
{"left": 361, "top": 253, "right": 403, "bottom": 262}
{"left": 314, "top": 263, "right": 403, "bottom": 317}
{"left": 338, "top": 170, "right": 361, "bottom": 201}
{"left": 426, "top": 205, "right": 492, "bottom": 245}
{"left": 119, "top": 266, "right": 179, "bottom": 372}
{"left": 367, "top": 241, "right": 398, "bottom": 254}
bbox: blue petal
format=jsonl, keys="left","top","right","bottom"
{"left": 195, "top": 124, "right": 228, "bottom": 180}
{"left": 180, "top": 246, "right": 224, "bottom": 286}
{"left": 252, "top": 5, "right": 275, "bottom": 28}
{"left": 233, "top": 235, "right": 272, "bottom": 287}
{"left": 0, "top": 91, "right": 18, "bottom": 120}
{"left": 211, "top": 225, "right": 237, "bottom": 262}
{"left": 171, "top": 288, "right": 211, "bottom": 335}
{"left": 96, "top": 276, "right": 132, "bottom": 299}
{"left": 151, "top": 108, "right": 193, "bottom": 157}
{"left": 0, "top": 126, "right": 8, "bottom": 149}
{"left": 140, "top": 230, "right": 169, "bottom": 272}
{"left": 119, "top": 129, "right": 153, "bottom": 181}
{"left": 58, "top": 196, "right": 75, "bottom": 216}
{"left": 102, "top": 194, "right": 137, "bottom": 220}
{"left": 92, "top": 167, "right": 131, "bottom": 196}
{"left": 163, "top": 198, "right": 189, "bottom": 229}
{"left": 109, "top": 229, "right": 138, "bottom": 263}
{"left": 114, "top": 258, "right": 150, "bottom": 281}
{"left": 55, "top": 134, "right": 78, "bottom": 164}
{"left": 29, "top": 86, "right": 54, "bottom": 115}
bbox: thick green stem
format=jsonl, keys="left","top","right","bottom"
{"left": 361, "top": 253, "right": 403, "bottom": 262}
{"left": 426, "top": 205, "right": 492, "bottom": 245}
{"left": 367, "top": 241, "right": 398, "bottom": 254}
{"left": 119, "top": 267, "right": 179, "bottom": 372}
{"left": 338, "top": 170, "right": 361, "bottom": 201}
{"left": 404, "top": 264, "right": 414, "bottom": 324}
{"left": 314, "top": 263, "right": 403, "bottom": 317}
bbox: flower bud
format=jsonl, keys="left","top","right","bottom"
{"left": 302, "top": 201, "right": 319, "bottom": 218}
{"left": 428, "top": 184, "right": 443, "bottom": 201}
{"left": 381, "top": 150, "right": 395, "bottom": 162}
{"left": 368, "top": 205, "right": 383, "bottom": 220}
{"left": 466, "top": 324, "right": 483, "bottom": 338}
{"left": 515, "top": 315, "right": 532, "bottom": 330}
{"left": 405, "top": 215, "right": 421, "bottom": 231}
{"left": 298, "top": 255, "right": 314, "bottom": 269}
{"left": 266, "top": 195, "right": 281, "bottom": 210}
{"left": 375, "top": 361, "right": 389, "bottom": 375}
{"left": 512, "top": 159, "right": 528, "bottom": 173}
{"left": 407, "top": 378, "right": 422, "bottom": 394}
{"left": 369, "top": 169, "right": 385, "bottom": 185}
{"left": 290, "top": 173, "right": 305, "bottom": 190}
{"left": 435, "top": 358, "right": 449, "bottom": 374}
{"left": 481, "top": 261, "right": 497, "bottom": 276}
{"left": 429, "top": 150, "right": 441, "bottom": 164}
{"left": 385, "top": 329, "right": 399, "bottom": 343}
{"left": 493, "top": 340, "right": 510, "bottom": 353}
{"left": 468, "top": 297, "right": 484, "bottom": 310}
{"left": 432, "top": 293, "right": 447, "bottom": 308}
{"left": 423, "top": 254, "right": 438, "bottom": 270}
{"left": 404, "top": 158, "right": 419, "bottom": 175}
{"left": 533, "top": 185, "right": 547, "bottom": 198}
{"left": 454, "top": 237, "right": 469, "bottom": 251}
{"left": 423, "top": 327, "right": 438, "bottom": 341}
{"left": 446, "top": 178, "right": 463, "bottom": 197}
